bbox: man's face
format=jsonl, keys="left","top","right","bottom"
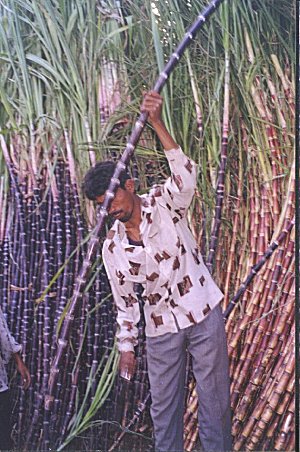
{"left": 96, "top": 182, "right": 135, "bottom": 223}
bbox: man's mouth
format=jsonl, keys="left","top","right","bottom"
{"left": 111, "top": 210, "right": 122, "bottom": 218}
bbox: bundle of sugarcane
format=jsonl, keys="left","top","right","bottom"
{"left": 181, "top": 6, "right": 295, "bottom": 449}
{"left": 0, "top": 1, "right": 158, "bottom": 448}
{"left": 0, "top": 141, "right": 121, "bottom": 447}
{"left": 0, "top": 0, "right": 129, "bottom": 448}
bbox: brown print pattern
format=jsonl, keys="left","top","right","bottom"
{"left": 146, "top": 213, "right": 152, "bottom": 224}
{"left": 146, "top": 272, "right": 159, "bottom": 282}
{"left": 192, "top": 248, "right": 200, "bottom": 265}
{"left": 172, "top": 174, "right": 183, "bottom": 191}
{"left": 173, "top": 256, "right": 180, "bottom": 270}
{"left": 172, "top": 217, "right": 179, "bottom": 224}
{"left": 203, "top": 304, "right": 211, "bottom": 316}
{"left": 148, "top": 293, "right": 162, "bottom": 305}
{"left": 186, "top": 311, "right": 197, "bottom": 324}
{"left": 177, "top": 275, "right": 193, "bottom": 296}
{"left": 166, "top": 203, "right": 172, "bottom": 210}
{"left": 121, "top": 294, "right": 137, "bottom": 308}
{"left": 108, "top": 241, "right": 116, "bottom": 253}
{"left": 169, "top": 299, "right": 178, "bottom": 308}
{"left": 174, "top": 208, "right": 184, "bottom": 219}
{"left": 184, "top": 159, "right": 193, "bottom": 174}
{"left": 151, "top": 313, "right": 164, "bottom": 328}
{"left": 125, "top": 247, "right": 135, "bottom": 253}
{"left": 162, "top": 251, "right": 171, "bottom": 260}
{"left": 154, "top": 253, "right": 164, "bottom": 263}
{"left": 129, "top": 261, "right": 141, "bottom": 276}
{"left": 167, "top": 188, "right": 174, "bottom": 200}
{"left": 116, "top": 270, "right": 125, "bottom": 285}
{"left": 180, "top": 244, "right": 187, "bottom": 255}
{"left": 122, "top": 320, "right": 134, "bottom": 331}
{"left": 154, "top": 187, "right": 163, "bottom": 197}
{"left": 199, "top": 275, "right": 205, "bottom": 286}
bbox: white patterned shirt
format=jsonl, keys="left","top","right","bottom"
{"left": 0, "top": 306, "right": 21, "bottom": 392}
{"left": 103, "top": 147, "right": 224, "bottom": 353}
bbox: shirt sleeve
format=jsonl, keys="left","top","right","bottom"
{"left": 161, "top": 147, "right": 197, "bottom": 211}
{"left": 102, "top": 251, "right": 140, "bottom": 354}
{"left": 0, "top": 307, "right": 21, "bottom": 364}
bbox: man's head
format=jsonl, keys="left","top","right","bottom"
{"left": 83, "top": 160, "right": 136, "bottom": 223}
{"left": 83, "top": 160, "right": 131, "bottom": 200}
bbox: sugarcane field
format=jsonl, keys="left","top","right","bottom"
{"left": 0, "top": 0, "right": 296, "bottom": 451}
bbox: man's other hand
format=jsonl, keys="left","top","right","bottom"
{"left": 14, "top": 353, "right": 31, "bottom": 389}
{"left": 119, "top": 351, "right": 136, "bottom": 381}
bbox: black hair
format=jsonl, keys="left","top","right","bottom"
{"left": 82, "top": 160, "right": 131, "bottom": 201}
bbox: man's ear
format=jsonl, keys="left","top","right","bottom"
{"left": 124, "top": 179, "right": 135, "bottom": 193}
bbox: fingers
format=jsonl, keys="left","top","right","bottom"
{"left": 141, "top": 91, "right": 163, "bottom": 123}
{"left": 23, "top": 370, "right": 31, "bottom": 390}
{"left": 20, "top": 366, "right": 31, "bottom": 390}
{"left": 142, "top": 90, "right": 161, "bottom": 99}
{"left": 22, "top": 378, "right": 29, "bottom": 390}
{"left": 141, "top": 92, "right": 162, "bottom": 109}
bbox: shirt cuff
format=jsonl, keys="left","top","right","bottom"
{"left": 13, "top": 344, "right": 22, "bottom": 354}
{"left": 117, "top": 341, "right": 136, "bottom": 353}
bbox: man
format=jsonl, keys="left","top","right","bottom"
{"left": 0, "top": 306, "right": 31, "bottom": 450}
{"left": 83, "top": 91, "right": 232, "bottom": 451}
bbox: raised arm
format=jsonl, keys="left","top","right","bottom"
{"left": 141, "top": 91, "right": 197, "bottom": 210}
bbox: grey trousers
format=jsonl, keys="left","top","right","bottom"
{"left": 146, "top": 304, "right": 232, "bottom": 452}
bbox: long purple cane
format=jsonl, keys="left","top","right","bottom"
{"left": 223, "top": 218, "right": 295, "bottom": 319}
{"left": 45, "top": 0, "right": 226, "bottom": 439}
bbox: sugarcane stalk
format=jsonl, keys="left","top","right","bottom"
{"left": 0, "top": 175, "right": 8, "bottom": 243}
{"left": 271, "top": 54, "right": 295, "bottom": 118}
{"left": 223, "top": 135, "right": 243, "bottom": 307}
{"left": 223, "top": 217, "right": 294, "bottom": 319}
{"left": 206, "top": 9, "right": 230, "bottom": 272}
{"left": 246, "top": 353, "right": 294, "bottom": 449}
{"left": 228, "top": 248, "right": 280, "bottom": 357}
{"left": 186, "top": 57, "right": 203, "bottom": 142}
{"left": 108, "top": 392, "right": 151, "bottom": 452}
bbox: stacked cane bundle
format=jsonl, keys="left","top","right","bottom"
{"left": 182, "top": 14, "right": 295, "bottom": 450}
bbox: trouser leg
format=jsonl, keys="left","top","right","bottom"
{"left": 187, "top": 304, "right": 232, "bottom": 452}
{"left": 146, "top": 330, "right": 187, "bottom": 452}
{"left": 0, "top": 389, "right": 13, "bottom": 450}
